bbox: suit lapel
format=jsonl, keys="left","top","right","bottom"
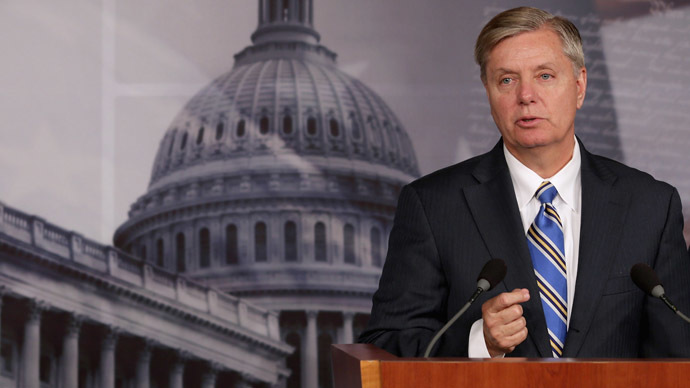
{"left": 562, "top": 143, "right": 629, "bottom": 357}
{"left": 463, "top": 142, "right": 552, "bottom": 357}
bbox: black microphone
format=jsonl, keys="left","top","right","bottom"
{"left": 423, "top": 258, "right": 507, "bottom": 357}
{"left": 630, "top": 263, "right": 690, "bottom": 323}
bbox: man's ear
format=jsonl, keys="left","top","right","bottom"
{"left": 575, "top": 67, "right": 587, "bottom": 109}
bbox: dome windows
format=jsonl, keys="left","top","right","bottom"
{"left": 167, "top": 131, "right": 176, "bottom": 156}
{"left": 176, "top": 233, "right": 186, "bottom": 272}
{"left": 284, "top": 221, "right": 297, "bottom": 262}
{"left": 259, "top": 116, "right": 270, "bottom": 135}
{"left": 236, "top": 119, "right": 246, "bottom": 138}
{"left": 226, "top": 224, "right": 239, "bottom": 265}
{"left": 196, "top": 126, "right": 205, "bottom": 145}
{"left": 180, "top": 132, "right": 188, "bottom": 150}
{"left": 314, "top": 222, "right": 327, "bottom": 262}
{"left": 329, "top": 118, "right": 340, "bottom": 138}
{"left": 199, "top": 228, "right": 211, "bottom": 268}
{"left": 349, "top": 112, "right": 361, "bottom": 140}
{"left": 306, "top": 116, "right": 318, "bottom": 136}
{"left": 255, "top": 222, "right": 268, "bottom": 262}
{"left": 343, "top": 224, "right": 355, "bottom": 264}
{"left": 156, "top": 238, "right": 164, "bottom": 267}
{"left": 283, "top": 115, "right": 293, "bottom": 135}
{"left": 215, "top": 121, "right": 225, "bottom": 141}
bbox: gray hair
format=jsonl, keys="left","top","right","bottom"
{"left": 474, "top": 7, "right": 585, "bottom": 83}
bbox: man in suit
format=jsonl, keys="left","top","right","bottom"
{"left": 358, "top": 7, "right": 690, "bottom": 358}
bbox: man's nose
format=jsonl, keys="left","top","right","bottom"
{"left": 518, "top": 80, "right": 536, "bottom": 105}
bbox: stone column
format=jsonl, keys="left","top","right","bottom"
{"left": 303, "top": 310, "right": 318, "bottom": 388}
{"left": 341, "top": 312, "right": 354, "bottom": 344}
{"left": 100, "top": 327, "right": 119, "bottom": 388}
{"left": 169, "top": 351, "right": 188, "bottom": 388}
{"left": 62, "top": 314, "right": 83, "bottom": 388}
{"left": 135, "top": 340, "right": 153, "bottom": 388}
{"left": 22, "top": 300, "right": 42, "bottom": 388}
{"left": 200, "top": 363, "right": 219, "bottom": 388}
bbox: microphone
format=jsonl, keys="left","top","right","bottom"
{"left": 630, "top": 263, "right": 690, "bottom": 324}
{"left": 423, "top": 258, "right": 507, "bottom": 357}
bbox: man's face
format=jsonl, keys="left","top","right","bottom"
{"left": 484, "top": 28, "right": 586, "bottom": 161}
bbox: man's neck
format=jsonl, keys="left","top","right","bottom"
{"left": 505, "top": 140, "right": 576, "bottom": 179}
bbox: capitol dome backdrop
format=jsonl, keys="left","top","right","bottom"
{"left": 114, "top": 1, "right": 419, "bottom": 386}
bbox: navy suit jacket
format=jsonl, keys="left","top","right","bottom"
{"left": 359, "top": 139, "right": 690, "bottom": 357}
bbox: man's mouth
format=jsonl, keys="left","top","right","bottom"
{"left": 517, "top": 116, "right": 541, "bottom": 125}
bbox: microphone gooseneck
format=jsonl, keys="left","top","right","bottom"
{"left": 630, "top": 263, "right": 690, "bottom": 324}
{"left": 423, "top": 258, "right": 507, "bottom": 358}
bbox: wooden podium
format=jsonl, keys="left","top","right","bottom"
{"left": 331, "top": 344, "right": 690, "bottom": 388}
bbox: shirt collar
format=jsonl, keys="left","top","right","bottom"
{"left": 503, "top": 138, "right": 581, "bottom": 213}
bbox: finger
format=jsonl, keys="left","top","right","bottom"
{"left": 484, "top": 289, "right": 530, "bottom": 313}
{"left": 489, "top": 316, "right": 527, "bottom": 339}
{"left": 486, "top": 325, "right": 528, "bottom": 353}
{"left": 501, "top": 327, "right": 529, "bottom": 350}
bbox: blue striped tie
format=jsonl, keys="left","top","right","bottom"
{"left": 526, "top": 181, "right": 567, "bottom": 358}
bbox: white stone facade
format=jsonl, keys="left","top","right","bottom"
{"left": 0, "top": 201, "right": 291, "bottom": 387}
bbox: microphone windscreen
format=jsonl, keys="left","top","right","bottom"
{"left": 630, "top": 263, "right": 662, "bottom": 296}
{"left": 477, "top": 258, "right": 507, "bottom": 291}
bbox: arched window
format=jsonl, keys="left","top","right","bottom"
{"left": 344, "top": 224, "right": 355, "bottom": 264}
{"left": 260, "top": 116, "right": 270, "bottom": 135}
{"left": 329, "top": 118, "right": 340, "bottom": 137}
{"left": 226, "top": 224, "right": 238, "bottom": 265}
{"left": 215, "top": 121, "right": 224, "bottom": 140}
{"left": 307, "top": 116, "right": 318, "bottom": 136}
{"left": 196, "top": 126, "right": 204, "bottom": 145}
{"left": 286, "top": 332, "right": 301, "bottom": 388}
{"left": 314, "top": 222, "right": 327, "bottom": 262}
{"left": 236, "top": 119, "right": 246, "bottom": 138}
{"left": 285, "top": 221, "right": 297, "bottom": 262}
{"left": 349, "top": 113, "right": 361, "bottom": 139}
{"left": 255, "top": 222, "right": 268, "bottom": 262}
{"left": 199, "top": 228, "right": 210, "bottom": 268}
{"left": 156, "top": 238, "right": 164, "bottom": 267}
{"left": 370, "top": 228, "right": 382, "bottom": 267}
{"left": 283, "top": 115, "right": 293, "bottom": 135}
{"left": 176, "top": 233, "right": 186, "bottom": 272}
{"left": 180, "top": 132, "right": 188, "bottom": 149}
{"left": 167, "top": 132, "right": 176, "bottom": 156}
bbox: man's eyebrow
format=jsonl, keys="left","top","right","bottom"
{"left": 492, "top": 63, "right": 558, "bottom": 75}
{"left": 494, "top": 67, "right": 516, "bottom": 75}
{"left": 536, "top": 63, "right": 557, "bottom": 70}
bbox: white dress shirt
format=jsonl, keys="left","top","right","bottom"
{"left": 467, "top": 139, "right": 582, "bottom": 357}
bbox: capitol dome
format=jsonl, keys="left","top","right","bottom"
{"left": 114, "top": 1, "right": 418, "bottom": 386}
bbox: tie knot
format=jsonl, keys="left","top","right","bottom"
{"left": 535, "top": 181, "right": 558, "bottom": 204}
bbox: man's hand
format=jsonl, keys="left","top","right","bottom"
{"left": 482, "top": 288, "right": 530, "bottom": 357}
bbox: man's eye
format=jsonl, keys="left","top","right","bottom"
{"left": 540, "top": 74, "right": 552, "bottom": 80}
{"left": 500, "top": 78, "right": 512, "bottom": 85}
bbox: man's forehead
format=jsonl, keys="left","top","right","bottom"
{"left": 486, "top": 30, "right": 566, "bottom": 70}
